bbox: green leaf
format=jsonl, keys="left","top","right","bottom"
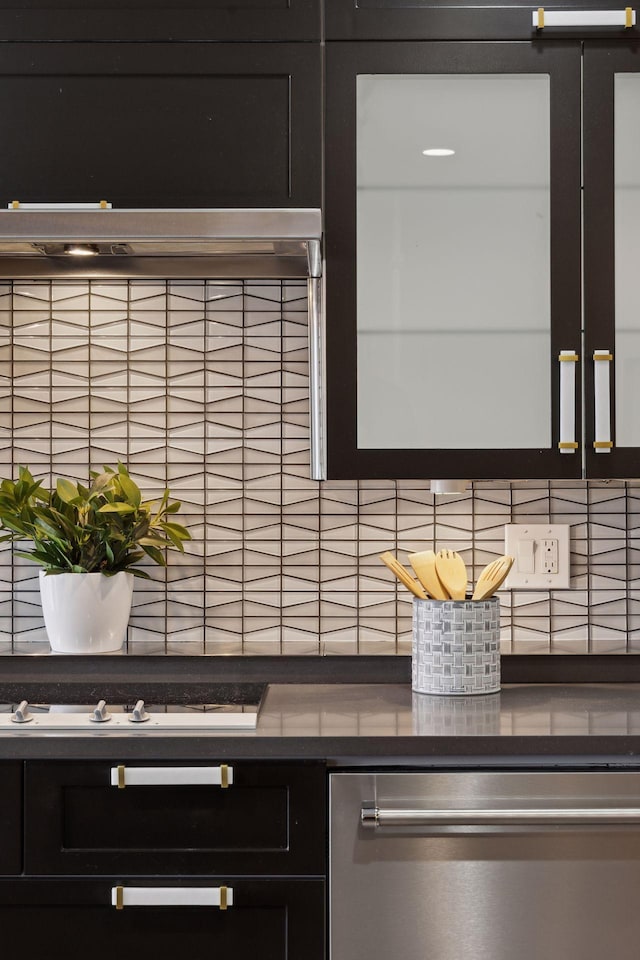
{"left": 118, "top": 473, "right": 142, "bottom": 508}
{"left": 56, "top": 478, "right": 79, "bottom": 504}
{"left": 98, "top": 503, "right": 136, "bottom": 515}
{"left": 141, "top": 544, "right": 166, "bottom": 566}
{"left": 162, "top": 522, "right": 191, "bottom": 540}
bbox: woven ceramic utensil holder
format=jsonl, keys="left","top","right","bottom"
{"left": 412, "top": 597, "right": 500, "bottom": 696}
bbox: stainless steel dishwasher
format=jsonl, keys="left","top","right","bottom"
{"left": 330, "top": 771, "right": 640, "bottom": 960}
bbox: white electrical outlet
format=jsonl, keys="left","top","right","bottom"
{"left": 504, "top": 524, "right": 570, "bottom": 589}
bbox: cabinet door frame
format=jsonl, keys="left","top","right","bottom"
{"left": 325, "top": 41, "right": 582, "bottom": 480}
{"left": 583, "top": 41, "right": 640, "bottom": 478}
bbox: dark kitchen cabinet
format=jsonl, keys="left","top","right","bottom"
{"left": 0, "top": 43, "right": 321, "bottom": 209}
{"left": 325, "top": 0, "right": 640, "bottom": 42}
{"left": 325, "top": 35, "right": 640, "bottom": 480}
{"left": 25, "top": 759, "right": 326, "bottom": 875}
{"left": 4, "top": 758, "right": 327, "bottom": 958}
{"left": 325, "top": 41, "right": 582, "bottom": 480}
{"left": 583, "top": 42, "right": 640, "bottom": 479}
{"left": 0, "top": 879, "right": 325, "bottom": 959}
{"left": 0, "top": 0, "right": 320, "bottom": 42}
{"left": 0, "top": 763, "right": 21, "bottom": 874}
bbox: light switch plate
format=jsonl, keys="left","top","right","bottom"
{"left": 504, "top": 523, "right": 571, "bottom": 589}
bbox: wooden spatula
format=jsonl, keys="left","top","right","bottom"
{"left": 435, "top": 549, "right": 468, "bottom": 601}
{"left": 472, "top": 555, "right": 514, "bottom": 600}
{"left": 408, "top": 550, "right": 449, "bottom": 600}
{"left": 379, "top": 552, "right": 427, "bottom": 599}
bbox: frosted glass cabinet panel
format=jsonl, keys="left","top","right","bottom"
{"left": 325, "top": 42, "right": 581, "bottom": 479}
{"left": 614, "top": 74, "right": 640, "bottom": 448}
{"left": 356, "top": 74, "right": 551, "bottom": 449}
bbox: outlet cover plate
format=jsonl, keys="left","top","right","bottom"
{"left": 504, "top": 523, "right": 571, "bottom": 589}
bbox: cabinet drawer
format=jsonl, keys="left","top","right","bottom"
{"left": 0, "top": 878, "right": 324, "bottom": 959}
{"left": 0, "top": 763, "right": 21, "bottom": 875}
{"left": 25, "top": 760, "right": 325, "bottom": 876}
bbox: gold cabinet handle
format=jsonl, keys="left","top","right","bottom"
{"left": 111, "top": 764, "right": 232, "bottom": 788}
{"left": 112, "top": 885, "right": 232, "bottom": 909}
{"left": 593, "top": 350, "right": 613, "bottom": 452}
{"left": 558, "top": 350, "right": 579, "bottom": 453}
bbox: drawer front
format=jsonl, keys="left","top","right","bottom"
{"left": 0, "top": 763, "right": 21, "bottom": 875}
{"left": 25, "top": 760, "right": 325, "bottom": 876}
{"left": 0, "top": 878, "right": 324, "bottom": 959}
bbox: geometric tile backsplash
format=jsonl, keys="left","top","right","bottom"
{"left": 0, "top": 278, "right": 638, "bottom": 655}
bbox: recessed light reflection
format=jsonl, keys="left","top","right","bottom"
{"left": 64, "top": 243, "right": 100, "bottom": 257}
{"left": 422, "top": 148, "right": 455, "bottom": 157}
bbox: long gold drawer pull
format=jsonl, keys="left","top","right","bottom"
{"left": 593, "top": 349, "right": 613, "bottom": 453}
{"left": 112, "top": 886, "right": 233, "bottom": 909}
{"left": 558, "top": 350, "right": 579, "bottom": 453}
{"left": 361, "top": 803, "right": 640, "bottom": 827}
{"left": 110, "top": 765, "right": 233, "bottom": 788}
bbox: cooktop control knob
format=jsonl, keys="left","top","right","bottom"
{"left": 129, "top": 699, "right": 150, "bottom": 723}
{"left": 89, "top": 699, "right": 111, "bottom": 723}
{"left": 11, "top": 700, "right": 33, "bottom": 723}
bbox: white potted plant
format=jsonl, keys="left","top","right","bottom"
{"left": 0, "top": 463, "right": 191, "bottom": 653}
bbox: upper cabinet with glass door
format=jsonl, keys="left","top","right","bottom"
{"left": 584, "top": 43, "right": 640, "bottom": 477}
{"left": 325, "top": 42, "right": 582, "bottom": 478}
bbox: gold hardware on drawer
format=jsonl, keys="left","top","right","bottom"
{"left": 115, "top": 886, "right": 124, "bottom": 910}
{"left": 558, "top": 441, "right": 578, "bottom": 450}
{"left": 10, "top": 200, "right": 19, "bottom": 209}
{"left": 558, "top": 353, "right": 579, "bottom": 362}
{"left": 537, "top": 7, "right": 545, "bottom": 28}
{"left": 219, "top": 886, "right": 228, "bottom": 910}
{"left": 117, "top": 764, "right": 125, "bottom": 789}
{"left": 627, "top": 6, "right": 634, "bottom": 27}
{"left": 593, "top": 352, "right": 613, "bottom": 361}
{"left": 593, "top": 440, "right": 613, "bottom": 449}
{"left": 220, "top": 764, "right": 229, "bottom": 789}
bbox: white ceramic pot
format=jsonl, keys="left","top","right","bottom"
{"left": 39, "top": 571, "right": 134, "bottom": 654}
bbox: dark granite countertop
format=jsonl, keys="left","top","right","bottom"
{"left": 0, "top": 669, "right": 640, "bottom": 764}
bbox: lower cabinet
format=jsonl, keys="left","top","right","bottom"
{"left": 7, "top": 759, "right": 327, "bottom": 958}
{"left": 0, "top": 879, "right": 325, "bottom": 958}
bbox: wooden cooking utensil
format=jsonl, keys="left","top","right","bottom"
{"left": 408, "top": 550, "right": 449, "bottom": 600}
{"left": 472, "top": 555, "right": 514, "bottom": 600}
{"left": 434, "top": 549, "right": 468, "bottom": 601}
{"left": 379, "top": 552, "right": 427, "bottom": 599}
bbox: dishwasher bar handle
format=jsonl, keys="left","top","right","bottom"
{"left": 361, "top": 803, "right": 640, "bottom": 827}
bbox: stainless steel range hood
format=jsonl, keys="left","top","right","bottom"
{"left": 0, "top": 203, "right": 327, "bottom": 480}
{"left": 0, "top": 207, "right": 322, "bottom": 279}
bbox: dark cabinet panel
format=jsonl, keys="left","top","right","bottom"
{"left": 25, "top": 760, "right": 326, "bottom": 875}
{"left": 0, "top": 44, "right": 321, "bottom": 209}
{"left": 325, "top": 0, "right": 640, "bottom": 41}
{"left": 0, "top": 878, "right": 325, "bottom": 959}
{"left": 0, "top": 0, "right": 320, "bottom": 41}
{"left": 0, "top": 763, "right": 21, "bottom": 875}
